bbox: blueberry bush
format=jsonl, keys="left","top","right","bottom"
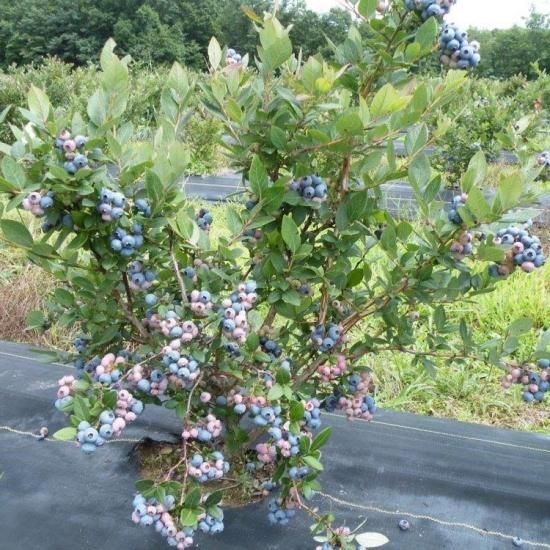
{"left": 0, "top": 1, "right": 548, "bottom": 549}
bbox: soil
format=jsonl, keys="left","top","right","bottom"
{"left": 135, "top": 439, "right": 274, "bottom": 508}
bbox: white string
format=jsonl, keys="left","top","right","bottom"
{"left": 317, "top": 491, "right": 550, "bottom": 549}
{"left": 1, "top": 425, "right": 548, "bottom": 548}
{"left": 324, "top": 412, "right": 550, "bottom": 455}
{"left": 0, "top": 425, "right": 140, "bottom": 444}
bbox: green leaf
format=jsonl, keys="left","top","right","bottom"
{"left": 404, "top": 124, "right": 428, "bottom": 156}
{"left": 462, "top": 151, "right": 487, "bottom": 192}
{"left": 208, "top": 37, "right": 223, "bottom": 69}
{"left": 184, "top": 487, "right": 201, "bottom": 509}
{"left": 180, "top": 508, "right": 200, "bottom": 528}
{"left": 249, "top": 155, "right": 269, "bottom": 199}
{"left": 379, "top": 225, "right": 397, "bottom": 256}
{"left": 370, "top": 84, "right": 407, "bottom": 118}
{"left": 259, "top": 17, "right": 292, "bottom": 71}
{"left": 53, "top": 427, "right": 77, "bottom": 441}
{"left": 1, "top": 156, "right": 27, "bottom": 189}
{"left": 27, "top": 85, "right": 51, "bottom": 124}
{"left": 465, "top": 187, "right": 491, "bottom": 222}
{"left": 507, "top": 318, "right": 533, "bottom": 337}
{"left": 281, "top": 214, "right": 300, "bottom": 254}
{"left": 311, "top": 427, "right": 333, "bottom": 452}
{"left": 303, "top": 455, "right": 324, "bottom": 471}
{"left": 73, "top": 395, "right": 90, "bottom": 420}
{"left": 497, "top": 175, "right": 522, "bottom": 211}
{"left": 357, "top": 0, "right": 378, "bottom": 18}
{"left": 26, "top": 310, "right": 45, "bottom": 329}
{"left": 290, "top": 400, "right": 305, "bottom": 422}
{"left": 205, "top": 491, "right": 224, "bottom": 507}
{"left": 336, "top": 110, "right": 363, "bottom": 136}
{"left": 268, "top": 384, "right": 284, "bottom": 401}
{"left": 135, "top": 480, "right": 155, "bottom": 492}
{"left": 415, "top": 17, "right": 438, "bottom": 50}
{"left": 0, "top": 219, "right": 33, "bottom": 248}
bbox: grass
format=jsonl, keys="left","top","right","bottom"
{"left": 0, "top": 198, "right": 548, "bottom": 432}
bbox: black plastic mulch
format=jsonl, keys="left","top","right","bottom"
{"left": 0, "top": 341, "right": 549, "bottom": 550}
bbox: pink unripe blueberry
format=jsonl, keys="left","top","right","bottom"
{"left": 521, "top": 261, "right": 535, "bottom": 273}
{"left": 63, "top": 140, "right": 76, "bottom": 153}
{"left": 200, "top": 392, "right": 211, "bottom": 403}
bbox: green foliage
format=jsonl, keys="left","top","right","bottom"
{"left": 0, "top": 5, "right": 548, "bottom": 548}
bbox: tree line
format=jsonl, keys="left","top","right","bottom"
{"left": 0, "top": 0, "right": 548, "bottom": 79}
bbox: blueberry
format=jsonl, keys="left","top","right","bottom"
{"left": 81, "top": 442, "right": 97, "bottom": 454}
{"left": 83, "top": 427, "right": 99, "bottom": 443}
{"left": 110, "top": 239, "right": 123, "bottom": 251}
{"left": 99, "top": 410, "right": 115, "bottom": 424}
{"left": 99, "top": 424, "right": 113, "bottom": 439}
{"left": 64, "top": 161, "right": 77, "bottom": 174}
{"left": 398, "top": 519, "right": 410, "bottom": 531}
{"left": 74, "top": 154, "right": 88, "bottom": 169}
{"left": 39, "top": 196, "right": 54, "bottom": 209}
{"left": 145, "top": 294, "right": 157, "bottom": 306}
{"left": 303, "top": 186, "right": 315, "bottom": 199}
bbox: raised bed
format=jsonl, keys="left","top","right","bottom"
{"left": 1, "top": 341, "right": 549, "bottom": 549}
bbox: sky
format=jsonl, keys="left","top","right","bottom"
{"left": 305, "top": 0, "right": 550, "bottom": 29}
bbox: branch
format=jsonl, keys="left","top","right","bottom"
{"left": 122, "top": 272, "right": 133, "bottom": 310}
{"left": 170, "top": 235, "right": 188, "bottom": 304}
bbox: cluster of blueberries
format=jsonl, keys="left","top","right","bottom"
{"left": 110, "top": 225, "right": 145, "bottom": 256}
{"left": 75, "top": 399, "right": 143, "bottom": 455}
{"left": 311, "top": 323, "right": 344, "bottom": 353}
{"left": 215, "top": 388, "right": 248, "bottom": 415}
{"left": 288, "top": 466, "right": 310, "bottom": 480}
{"left": 196, "top": 208, "right": 213, "bottom": 230}
{"left": 226, "top": 48, "right": 243, "bottom": 66}
{"left": 132, "top": 493, "right": 195, "bottom": 549}
{"left": 489, "top": 224, "right": 545, "bottom": 276}
{"left": 55, "top": 130, "right": 89, "bottom": 174}
{"left": 324, "top": 372, "right": 377, "bottom": 421}
{"left": 182, "top": 414, "right": 223, "bottom": 443}
{"left": 221, "top": 281, "right": 257, "bottom": 353}
{"left": 197, "top": 508, "right": 225, "bottom": 535}
{"left": 260, "top": 337, "right": 283, "bottom": 359}
{"left": 250, "top": 405, "right": 283, "bottom": 428}
{"left": 163, "top": 349, "right": 201, "bottom": 390}
{"left": 502, "top": 359, "right": 550, "bottom": 403}
{"left": 145, "top": 311, "right": 200, "bottom": 346}
{"left": 128, "top": 363, "right": 169, "bottom": 396}
{"left": 189, "top": 289, "right": 214, "bottom": 317}
{"left": 135, "top": 198, "right": 152, "bottom": 218}
{"left": 450, "top": 231, "right": 473, "bottom": 261}
{"left": 187, "top": 451, "right": 230, "bottom": 483}
{"left": 54, "top": 374, "right": 75, "bottom": 411}
{"left": 317, "top": 355, "right": 348, "bottom": 383}
{"left": 405, "top": 0, "right": 456, "bottom": 20}
{"left": 127, "top": 260, "right": 156, "bottom": 291}
{"left": 97, "top": 188, "right": 127, "bottom": 222}
{"left": 22, "top": 191, "right": 54, "bottom": 217}
{"left": 268, "top": 498, "right": 297, "bottom": 525}
{"left": 289, "top": 175, "right": 328, "bottom": 202}
{"left": 537, "top": 151, "right": 550, "bottom": 170}
{"left": 272, "top": 429, "right": 301, "bottom": 458}
{"left": 447, "top": 192, "right": 468, "bottom": 225}
{"left": 439, "top": 24, "right": 481, "bottom": 70}
{"left": 303, "top": 399, "right": 322, "bottom": 430}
